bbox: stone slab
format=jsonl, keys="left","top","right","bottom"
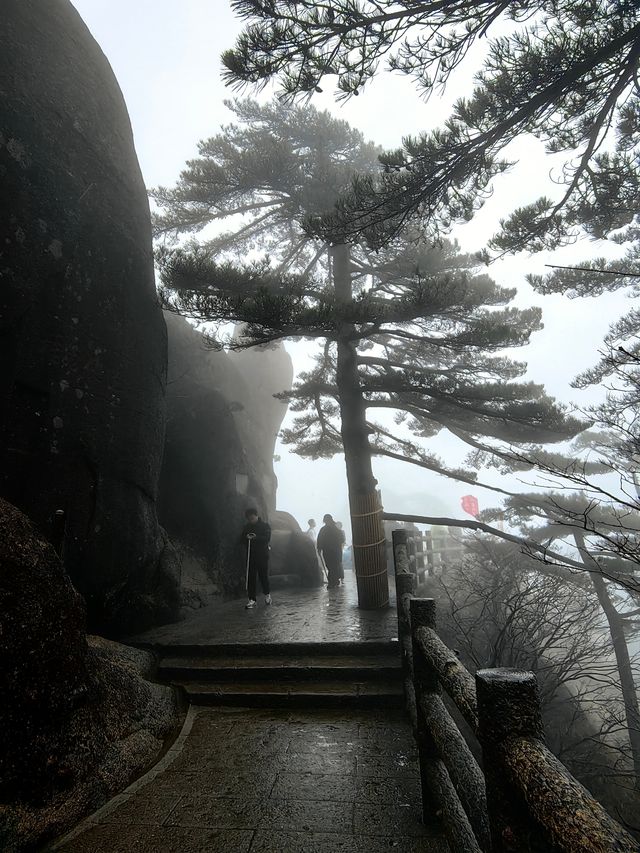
{"left": 131, "top": 571, "right": 398, "bottom": 646}
{"left": 52, "top": 707, "right": 449, "bottom": 853}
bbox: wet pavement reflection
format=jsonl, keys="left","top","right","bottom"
{"left": 53, "top": 707, "right": 449, "bottom": 853}
{"left": 133, "top": 570, "right": 398, "bottom": 647}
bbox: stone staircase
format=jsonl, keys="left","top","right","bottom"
{"left": 154, "top": 640, "right": 404, "bottom": 708}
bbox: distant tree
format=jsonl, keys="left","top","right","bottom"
{"left": 427, "top": 539, "right": 638, "bottom": 815}
{"left": 153, "top": 98, "right": 583, "bottom": 607}
{"left": 491, "top": 348, "right": 640, "bottom": 792}
{"left": 223, "top": 1, "right": 640, "bottom": 253}
{"left": 481, "top": 487, "right": 640, "bottom": 795}
{"left": 151, "top": 97, "right": 380, "bottom": 271}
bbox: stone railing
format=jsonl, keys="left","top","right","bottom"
{"left": 392, "top": 528, "right": 640, "bottom": 853}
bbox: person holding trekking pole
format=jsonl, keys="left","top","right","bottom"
{"left": 317, "top": 513, "right": 344, "bottom": 590}
{"left": 241, "top": 507, "right": 272, "bottom": 609}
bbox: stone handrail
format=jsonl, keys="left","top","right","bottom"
{"left": 391, "top": 528, "right": 640, "bottom": 853}
{"left": 414, "top": 625, "right": 478, "bottom": 733}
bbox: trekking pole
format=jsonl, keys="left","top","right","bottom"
{"left": 245, "top": 536, "right": 252, "bottom": 594}
{"left": 319, "top": 552, "right": 329, "bottom": 584}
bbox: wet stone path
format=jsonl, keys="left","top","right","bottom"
{"left": 130, "top": 569, "right": 398, "bottom": 647}
{"left": 51, "top": 574, "right": 449, "bottom": 851}
{"left": 53, "top": 706, "right": 448, "bottom": 853}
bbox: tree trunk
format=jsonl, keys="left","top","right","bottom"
{"left": 573, "top": 531, "right": 640, "bottom": 789}
{"left": 331, "top": 243, "right": 389, "bottom": 609}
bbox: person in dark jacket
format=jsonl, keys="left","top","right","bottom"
{"left": 241, "top": 508, "right": 272, "bottom": 609}
{"left": 317, "top": 513, "right": 344, "bottom": 589}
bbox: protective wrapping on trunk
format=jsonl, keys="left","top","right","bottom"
{"left": 352, "top": 490, "right": 389, "bottom": 609}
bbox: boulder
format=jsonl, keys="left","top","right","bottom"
{"left": 0, "top": 499, "right": 180, "bottom": 852}
{"left": 0, "top": 0, "right": 179, "bottom": 633}
{"left": 0, "top": 498, "right": 89, "bottom": 804}
{"left": 272, "top": 510, "right": 302, "bottom": 532}
{"left": 0, "top": 637, "right": 179, "bottom": 853}
{"left": 269, "top": 512, "right": 323, "bottom": 589}
{"left": 159, "top": 314, "right": 293, "bottom": 604}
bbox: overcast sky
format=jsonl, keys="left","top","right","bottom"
{"left": 71, "top": 0, "right": 629, "bottom": 534}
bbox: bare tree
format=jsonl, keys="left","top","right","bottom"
{"left": 426, "top": 537, "right": 640, "bottom": 819}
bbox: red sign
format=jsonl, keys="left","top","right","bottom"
{"left": 461, "top": 495, "right": 479, "bottom": 518}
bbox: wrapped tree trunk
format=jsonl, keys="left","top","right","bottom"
{"left": 331, "top": 243, "right": 389, "bottom": 609}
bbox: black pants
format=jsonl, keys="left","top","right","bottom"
{"left": 247, "top": 558, "right": 270, "bottom": 599}
{"left": 322, "top": 552, "right": 342, "bottom": 588}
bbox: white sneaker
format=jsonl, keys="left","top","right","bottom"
{"left": 265, "top": 594, "right": 272, "bottom": 605}
{"left": 245, "top": 599, "right": 257, "bottom": 609}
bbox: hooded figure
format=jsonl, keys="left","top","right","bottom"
{"left": 317, "top": 514, "right": 344, "bottom": 589}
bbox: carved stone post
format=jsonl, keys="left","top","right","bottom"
{"left": 415, "top": 532, "right": 425, "bottom": 577}
{"left": 392, "top": 529, "right": 416, "bottom": 688}
{"left": 392, "top": 528, "right": 410, "bottom": 575}
{"left": 408, "top": 534, "right": 417, "bottom": 574}
{"left": 476, "top": 669, "right": 544, "bottom": 852}
{"left": 424, "top": 529, "right": 434, "bottom": 576}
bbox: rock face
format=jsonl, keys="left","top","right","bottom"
{"left": 0, "top": 0, "right": 179, "bottom": 632}
{"left": 228, "top": 341, "right": 295, "bottom": 512}
{"left": 159, "top": 315, "right": 293, "bottom": 604}
{"left": 0, "top": 500, "right": 180, "bottom": 852}
{"left": 0, "top": 498, "right": 89, "bottom": 804}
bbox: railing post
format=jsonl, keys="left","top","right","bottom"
{"left": 476, "top": 669, "right": 544, "bottom": 852}
{"left": 407, "top": 535, "right": 417, "bottom": 574}
{"left": 392, "top": 528, "right": 411, "bottom": 576}
{"left": 410, "top": 598, "right": 440, "bottom": 826}
{"left": 415, "top": 532, "right": 424, "bottom": 576}
{"left": 395, "top": 572, "right": 415, "bottom": 641}
{"left": 424, "top": 529, "right": 434, "bottom": 576}
{"left": 392, "top": 528, "right": 416, "bottom": 690}
{"left": 51, "top": 508, "right": 66, "bottom": 559}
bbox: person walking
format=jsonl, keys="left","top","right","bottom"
{"left": 305, "top": 518, "right": 317, "bottom": 542}
{"left": 317, "top": 513, "right": 344, "bottom": 590}
{"left": 241, "top": 507, "right": 272, "bottom": 609}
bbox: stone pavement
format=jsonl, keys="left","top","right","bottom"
{"left": 132, "top": 570, "right": 398, "bottom": 647}
{"left": 51, "top": 706, "right": 449, "bottom": 853}
{"left": 48, "top": 574, "right": 451, "bottom": 851}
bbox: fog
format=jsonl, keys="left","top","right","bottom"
{"left": 71, "top": 0, "right": 630, "bottom": 534}
{"left": 2, "top": 3, "right": 639, "bottom": 845}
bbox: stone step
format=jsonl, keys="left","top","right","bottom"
{"left": 153, "top": 640, "right": 403, "bottom": 708}
{"left": 158, "top": 654, "right": 401, "bottom": 682}
{"left": 179, "top": 678, "right": 405, "bottom": 708}
{"left": 141, "top": 640, "right": 400, "bottom": 659}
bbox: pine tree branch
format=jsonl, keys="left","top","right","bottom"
{"left": 545, "top": 264, "right": 640, "bottom": 278}
{"left": 381, "top": 512, "right": 640, "bottom": 594}
{"left": 372, "top": 445, "right": 516, "bottom": 497}
{"left": 448, "top": 425, "right": 528, "bottom": 466}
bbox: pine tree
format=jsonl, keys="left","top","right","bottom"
{"left": 151, "top": 97, "right": 380, "bottom": 271}
{"left": 528, "top": 249, "right": 640, "bottom": 382}
{"left": 154, "top": 98, "right": 583, "bottom": 608}
{"left": 223, "top": 1, "right": 640, "bottom": 253}
{"left": 280, "top": 235, "right": 583, "bottom": 488}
